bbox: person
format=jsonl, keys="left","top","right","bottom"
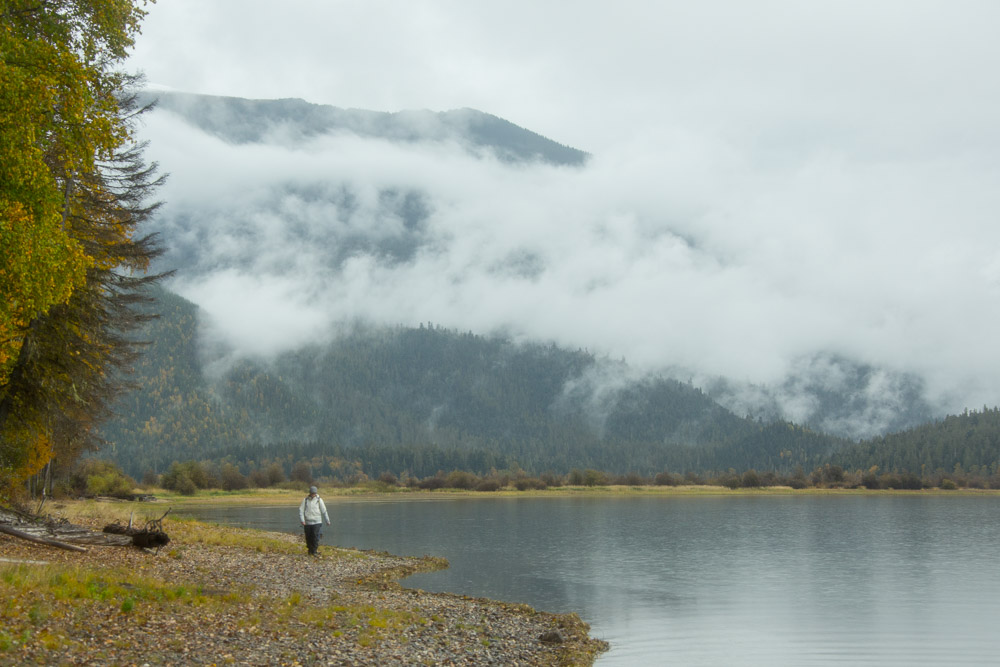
{"left": 298, "top": 485, "right": 330, "bottom": 556}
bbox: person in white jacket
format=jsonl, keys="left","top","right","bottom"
{"left": 298, "top": 485, "right": 330, "bottom": 556}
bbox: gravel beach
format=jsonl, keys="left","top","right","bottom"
{"left": 0, "top": 512, "right": 609, "bottom": 665}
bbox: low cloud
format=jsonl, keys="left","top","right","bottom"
{"left": 139, "top": 94, "right": 1000, "bottom": 434}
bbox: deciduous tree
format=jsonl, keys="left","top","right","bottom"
{"left": 0, "top": 0, "right": 161, "bottom": 494}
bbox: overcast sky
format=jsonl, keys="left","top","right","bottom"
{"left": 128, "top": 1, "right": 1000, "bottom": 424}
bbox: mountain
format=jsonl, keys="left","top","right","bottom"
{"left": 98, "top": 287, "right": 845, "bottom": 477}
{"left": 141, "top": 91, "right": 589, "bottom": 166}
{"left": 133, "top": 92, "right": 955, "bottom": 445}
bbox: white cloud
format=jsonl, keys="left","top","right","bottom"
{"left": 129, "top": 1, "right": 1000, "bottom": 424}
{"left": 176, "top": 270, "right": 332, "bottom": 356}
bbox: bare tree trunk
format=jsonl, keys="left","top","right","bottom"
{"left": 35, "top": 461, "right": 52, "bottom": 515}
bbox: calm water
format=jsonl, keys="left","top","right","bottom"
{"left": 186, "top": 495, "right": 1000, "bottom": 665}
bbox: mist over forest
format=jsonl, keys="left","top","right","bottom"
{"left": 99, "top": 284, "right": 1000, "bottom": 482}
{"left": 132, "top": 91, "right": 958, "bottom": 446}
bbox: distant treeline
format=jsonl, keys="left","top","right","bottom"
{"left": 68, "top": 457, "right": 1000, "bottom": 498}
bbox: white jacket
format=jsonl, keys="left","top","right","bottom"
{"left": 299, "top": 495, "right": 330, "bottom": 525}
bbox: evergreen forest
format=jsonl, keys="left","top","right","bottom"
{"left": 96, "top": 288, "right": 1000, "bottom": 485}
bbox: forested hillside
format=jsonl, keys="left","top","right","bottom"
{"left": 98, "top": 288, "right": 847, "bottom": 478}
{"left": 832, "top": 407, "right": 1000, "bottom": 477}
{"left": 97, "top": 288, "right": 1000, "bottom": 482}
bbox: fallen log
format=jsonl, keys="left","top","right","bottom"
{"left": 102, "top": 509, "right": 171, "bottom": 551}
{"left": 0, "top": 523, "right": 88, "bottom": 552}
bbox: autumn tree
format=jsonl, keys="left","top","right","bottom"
{"left": 0, "top": 1, "right": 162, "bottom": 495}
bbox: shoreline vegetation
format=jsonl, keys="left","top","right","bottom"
{"left": 67, "top": 457, "right": 1000, "bottom": 504}
{"left": 0, "top": 499, "right": 608, "bottom": 665}
{"left": 151, "top": 483, "right": 1000, "bottom": 509}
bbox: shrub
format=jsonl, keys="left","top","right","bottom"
{"left": 162, "top": 462, "right": 208, "bottom": 491}
{"left": 617, "top": 472, "right": 647, "bottom": 486}
{"left": 653, "top": 471, "right": 680, "bottom": 486}
{"left": 346, "top": 472, "right": 369, "bottom": 486}
{"left": 220, "top": 463, "right": 248, "bottom": 491}
{"left": 898, "top": 472, "right": 923, "bottom": 490}
{"left": 822, "top": 465, "right": 846, "bottom": 485}
{"left": 759, "top": 471, "right": 780, "bottom": 487}
{"left": 741, "top": 470, "right": 762, "bottom": 488}
{"left": 475, "top": 479, "right": 502, "bottom": 492}
{"left": 172, "top": 473, "right": 197, "bottom": 496}
{"left": 514, "top": 477, "right": 548, "bottom": 491}
{"left": 248, "top": 462, "right": 287, "bottom": 488}
{"left": 418, "top": 475, "right": 447, "bottom": 490}
{"left": 882, "top": 472, "right": 923, "bottom": 490}
{"left": 378, "top": 472, "right": 399, "bottom": 486}
{"left": 540, "top": 472, "right": 563, "bottom": 487}
{"left": 69, "top": 460, "right": 136, "bottom": 498}
{"left": 86, "top": 472, "right": 130, "bottom": 497}
{"left": 264, "top": 463, "right": 286, "bottom": 486}
{"left": 445, "top": 470, "right": 478, "bottom": 490}
{"left": 880, "top": 473, "right": 900, "bottom": 489}
{"left": 290, "top": 461, "right": 313, "bottom": 484}
{"left": 719, "top": 473, "right": 742, "bottom": 490}
{"left": 861, "top": 468, "right": 881, "bottom": 489}
{"left": 939, "top": 478, "right": 958, "bottom": 490}
{"left": 684, "top": 471, "right": 704, "bottom": 485}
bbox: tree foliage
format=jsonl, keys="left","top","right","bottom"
{"left": 0, "top": 0, "right": 161, "bottom": 492}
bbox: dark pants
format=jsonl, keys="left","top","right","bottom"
{"left": 304, "top": 523, "right": 321, "bottom": 554}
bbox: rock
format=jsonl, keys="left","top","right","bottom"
{"left": 539, "top": 629, "right": 565, "bottom": 643}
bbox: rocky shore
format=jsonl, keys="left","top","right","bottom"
{"left": 0, "top": 511, "right": 609, "bottom": 665}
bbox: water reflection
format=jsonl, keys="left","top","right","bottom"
{"left": 185, "top": 495, "right": 1000, "bottom": 666}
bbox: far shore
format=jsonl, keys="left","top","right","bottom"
{"left": 118, "top": 483, "right": 1000, "bottom": 508}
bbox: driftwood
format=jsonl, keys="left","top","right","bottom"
{"left": 102, "top": 508, "right": 171, "bottom": 551}
{"left": 0, "top": 509, "right": 131, "bottom": 547}
{"left": 0, "top": 523, "right": 89, "bottom": 552}
{"left": 0, "top": 506, "right": 165, "bottom": 550}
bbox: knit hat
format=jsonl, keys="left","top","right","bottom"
{"left": 309, "top": 486, "right": 318, "bottom": 494}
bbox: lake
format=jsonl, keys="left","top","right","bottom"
{"left": 185, "top": 494, "right": 1000, "bottom": 665}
